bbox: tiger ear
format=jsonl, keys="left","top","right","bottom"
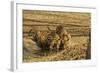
{"left": 28, "top": 29, "right": 33, "bottom": 36}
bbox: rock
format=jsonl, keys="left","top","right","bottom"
{"left": 23, "top": 37, "right": 41, "bottom": 52}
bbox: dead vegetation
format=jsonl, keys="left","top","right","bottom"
{"left": 23, "top": 10, "right": 91, "bottom": 62}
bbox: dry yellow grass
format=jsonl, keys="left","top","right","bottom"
{"left": 23, "top": 36, "right": 89, "bottom": 62}
{"left": 22, "top": 10, "right": 91, "bottom": 62}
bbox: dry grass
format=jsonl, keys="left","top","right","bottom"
{"left": 23, "top": 36, "right": 89, "bottom": 62}
{"left": 22, "top": 10, "right": 91, "bottom": 62}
